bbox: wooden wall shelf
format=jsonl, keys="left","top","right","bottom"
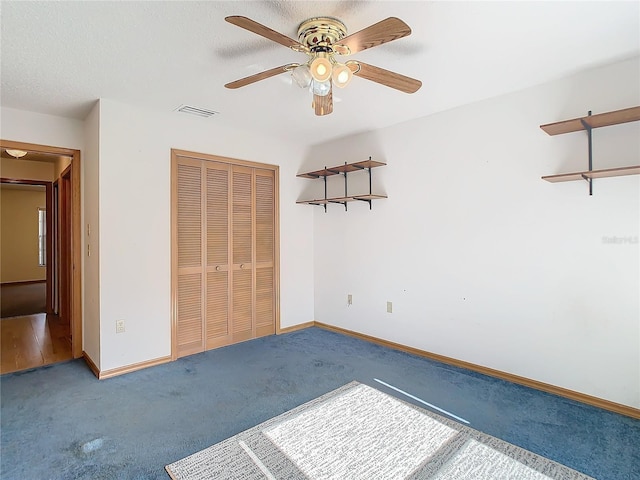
{"left": 542, "top": 165, "right": 640, "bottom": 183}
{"left": 540, "top": 106, "right": 640, "bottom": 136}
{"left": 297, "top": 158, "right": 387, "bottom": 211}
{"left": 297, "top": 159, "right": 387, "bottom": 179}
{"left": 540, "top": 106, "right": 640, "bottom": 193}
{"left": 296, "top": 194, "right": 388, "bottom": 205}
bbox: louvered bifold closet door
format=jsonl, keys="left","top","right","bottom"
{"left": 205, "top": 163, "right": 231, "bottom": 349}
{"left": 173, "top": 150, "right": 278, "bottom": 359}
{"left": 231, "top": 166, "right": 254, "bottom": 343}
{"left": 255, "top": 169, "right": 275, "bottom": 337}
{"left": 176, "top": 159, "right": 205, "bottom": 357}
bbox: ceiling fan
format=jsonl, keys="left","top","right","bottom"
{"left": 224, "top": 15, "right": 422, "bottom": 116}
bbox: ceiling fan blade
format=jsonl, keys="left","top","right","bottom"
{"left": 225, "top": 16, "right": 307, "bottom": 51}
{"left": 225, "top": 65, "right": 290, "bottom": 89}
{"left": 313, "top": 89, "right": 333, "bottom": 116}
{"left": 333, "top": 17, "right": 411, "bottom": 55}
{"left": 352, "top": 61, "right": 422, "bottom": 93}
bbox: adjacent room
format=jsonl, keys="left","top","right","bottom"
{"left": 1, "top": 1, "right": 638, "bottom": 479}
{"left": 1, "top": 150, "right": 75, "bottom": 374}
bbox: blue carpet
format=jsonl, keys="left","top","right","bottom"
{"left": 1, "top": 327, "right": 638, "bottom": 479}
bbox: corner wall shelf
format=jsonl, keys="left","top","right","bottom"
{"left": 296, "top": 157, "right": 387, "bottom": 212}
{"left": 540, "top": 106, "right": 640, "bottom": 195}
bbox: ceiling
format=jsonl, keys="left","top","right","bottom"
{"left": 1, "top": 149, "right": 69, "bottom": 164}
{"left": 1, "top": 1, "right": 639, "bottom": 146}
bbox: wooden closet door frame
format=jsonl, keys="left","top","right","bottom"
{"left": 171, "top": 149, "right": 280, "bottom": 361}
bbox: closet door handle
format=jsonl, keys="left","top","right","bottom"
{"left": 240, "top": 264, "right": 245, "bottom": 269}
{"left": 215, "top": 266, "right": 221, "bottom": 271}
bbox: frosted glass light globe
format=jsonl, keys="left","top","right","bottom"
{"left": 312, "top": 79, "right": 331, "bottom": 97}
{"left": 291, "top": 65, "right": 312, "bottom": 88}
{"left": 310, "top": 57, "right": 332, "bottom": 82}
{"left": 332, "top": 64, "right": 352, "bottom": 88}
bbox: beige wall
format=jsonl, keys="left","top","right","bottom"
{"left": 0, "top": 186, "right": 47, "bottom": 283}
{"left": 54, "top": 156, "right": 72, "bottom": 179}
{"left": 1, "top": 157, "right": 54, "bottom": 181}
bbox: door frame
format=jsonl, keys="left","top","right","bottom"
{"left": 0, "top": 140, "right": 82, "bottom": 358}
{"left": 59, "top": 165, "right": 73, "bottom": 334}
{"left": 0, "top": 178, "right": 52, "bottom": 313}
{"left": 170, "top": 148, "right": 280, "bottom": 361}
{"left": 52, "top": 179, "right": 60, "bottom": 315}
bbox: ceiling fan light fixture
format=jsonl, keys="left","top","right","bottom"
{"left": 310, "top": 56, "right": 332, "bottom": 82}
{"left": 312, "top": 79, "right": 332, "bottom": 97}
{"left": 225, "top": 15, "right": 421, "bottom": 116}
{"left": 292, "top": 64, "right": 313, "bottom": 88}
{"left": 5, "top": 149, "right": 28, "bottom": 158}
{"left": 332, "top": 63, "right": 352, "bottom": 88}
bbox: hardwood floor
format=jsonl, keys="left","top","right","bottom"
{"left": 0, "top": 313, "right": 72, "bottom": 374}
{"left": 0, "top": 281, "right": 47, "bottom": 318}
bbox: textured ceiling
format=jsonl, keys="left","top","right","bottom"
{"left": 1, "top": 1, "right": 639, "bottom": 146}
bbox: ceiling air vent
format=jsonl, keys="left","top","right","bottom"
{"left": 175, "top": 105, "right": 219, "bottom": 118}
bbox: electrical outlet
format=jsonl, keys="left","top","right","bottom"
{"left": 116, "top": 319, "right": 125, "bottom": 334}
{"left": 386, "top": 301, "right": 393, "bottom": 313}
{"left": 347, "top": 294, "right": 353, "bottom": 306}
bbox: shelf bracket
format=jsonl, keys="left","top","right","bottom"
{"left": 343, "top": 163, "right": 348, "bottom": 211}
{"left": 367, "top": 160, "right": 373, "bottom": 210}
{"left": 323, "top": 168, "right": 328, "bottom": 213}
{"left": 580, "top": 112, "right": 593, "bottom": 196}
{"left": 352, "top": 157, "right": 375, "bottom": 209}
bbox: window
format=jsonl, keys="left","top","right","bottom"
{"left": 38, "top": 208, "right": 46, "bottom": 266}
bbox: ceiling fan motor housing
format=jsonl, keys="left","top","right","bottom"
{"left": 297, "top": 17, "right": 347, "bottom": 52}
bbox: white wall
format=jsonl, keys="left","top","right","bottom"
{"left": 0, "top": 107, "right": 89, "bottom": 352}
{"left": 0, "top": 102, "right": 316, "bottom": 372}
{"left": 1, "top": 106, "right": 84, "bottom": 150}
{"left": 96, "top": 99, "right": 314, "bottom": 371}
{"left": 308, "top": 56, "right": 640, "bottom": 408}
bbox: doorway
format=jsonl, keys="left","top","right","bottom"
{"left": 0, "top": 141, "right": 82, "bottom": 373}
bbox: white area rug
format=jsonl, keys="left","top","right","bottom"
{"left": 165, "top": 382, "right": 594, "bottom": 480}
